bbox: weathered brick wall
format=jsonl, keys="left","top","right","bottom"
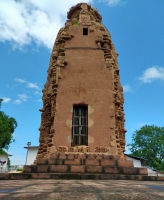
{"left": 36, "top": 3, "right": 126, "bottom": 161}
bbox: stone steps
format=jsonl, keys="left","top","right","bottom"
{"left": 23, "top": 153, "right": 147, "bottom": 175}
{"left": 24, "top": 165, "right": 147, "bottom": 175}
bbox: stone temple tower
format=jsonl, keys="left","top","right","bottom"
{"left": 24, "top": 3, "right": 148, "bottom": 177}
{"left": 36, "top": 3, "right": 126, "bottom": 161}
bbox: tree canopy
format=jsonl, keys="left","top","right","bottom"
{"left": 0, "top": 99, "right": 17, "bottom": 150}
{"left": 127, "top": 125, "right": 164, "bottom": 172}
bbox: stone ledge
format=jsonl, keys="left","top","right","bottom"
{"left": 35, "top": 155, "right": 126, "bottom": 167}
{"left": 24, "top": 164, "right": 149, "bottom": 175}
{"left": 48, "top": 153, "right": 120, "bottom": 161}
{"left": 0, "top": 173, "right": 164, "bottom": 181}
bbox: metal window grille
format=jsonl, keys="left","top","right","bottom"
{"left": 72, "top": 105, "right": 88, "bottom": 146}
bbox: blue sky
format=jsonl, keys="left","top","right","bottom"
{"left": 0, "top": 0, "right": 164, "bottom": 165}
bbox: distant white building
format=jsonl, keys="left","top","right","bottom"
{"left": 125, "top": 154, "right": 164, "bottom": 177}
{"left": 146, "top": 167, "right": 164, "bottom": 177}
{"left": 24, "top": 146, "right": 38, "bottom": 165}
{"left": 125, "top": 153, "right": 146, "bottom": 168}
{"left": 0, "top": 153, "right": 12, "bottom": 172}
{"left": 24, "top": 146, "right": 164, "bottom": 177}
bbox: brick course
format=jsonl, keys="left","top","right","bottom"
{"left": 78, "top": 154, "right": 87, "bottom": 159}
{"left": 37, "top": 159, "right": 48, "bottom": 165}
{"left": 64, "top": 159, "right": 81, "bottom": 165}
{"left": 66, "top": 154, "right": 75, "bottom": 160}
{"left": 117, "top": 160, "right": 133, "bottom": 167}
{"left": 59, "top": 154, "right": 66, "bottom": 159}
{"left": 49, "top": 165, "right": 68, "bottom": 173}
{"left": 101, "top": 160, "right": 116, "bottom": 166}
{"left": 37, "top": 165, "right": 49, "bottom": 173}
{"left": 86, "top": 166, "right": 102, "bottom": 173}
{"left": 104, "top": 167, "right": 119, "bottom": 174}
{"left": 24, "top": 154, "right": 148, "bottom": 176}
{"left": 71, "top": 166, "right": 85, "bottom": 173}
{"left": 85, "top": 159, "right": 99, "bottom": 166}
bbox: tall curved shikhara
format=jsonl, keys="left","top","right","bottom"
{"left": 36, "top": 3, "right": 126, "bottom": 162}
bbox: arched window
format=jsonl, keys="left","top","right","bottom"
{"left": 72, "top": 105, "right": 88, "bottom": 146}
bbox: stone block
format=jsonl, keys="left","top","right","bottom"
{"left": 48, "top": 159, "right": 57, "bottom": 165}
{"left": 56, "top": 159, "right": 64, "bottom": 165}
{"left": 87, "top": 154, "right": 96, "bottom": 160}
{"left": 0, "top": 173, "right": 10, "bottom": 180}
{"left": 23, "top": 165, "right": 31, "bottom": 173}
{"left": 71, "top": 166, "right": 85, "bottom": 173}
{"left": 139, "top": 168, "right": 148, "bottom": 175}
{"left": 96, "top": 154, "right": 103, "bottom": 160}
{"left": 104, "top": 167, "right": 119, "bottom": 174}
{"left": 37, "top": 158, "right": 48, "bottom": 165}
{"left": 78, "top": 153, "right": 86, "bottom": 159}
{"left": 86, "top": 166, "right": 102, "bottom": 173}
{"left": 31, "top": 165, "right": 37, "bottom": 173}
{"left": 59, "top": 153, "right": 66, "bottom": 159}
{"left": 37, "top": 165, "right": 49, "bottom": 173}
{"left": 101, "top": 160, "right": 116, "bottom": 166}
{"left": 117, "top": 160, "right": 133, "bottom": 167}
{"left": 49, "top": 153, "right": 59, "bottom": 159}
{"left": 108, "top": 155, "right": 118, "bottom": 160}
{"left": 122, "top": 167, "right": 138, "bottom": 175}
{"left": 85, "top": 159, "right": 99, "bottom": 166}
{"left": 103, "top": 154, "right": 110, "bottom": 160}
{"left": 64, "top": 159, "right": 81, "bottom": 165}
{"left": 67, "top": 153, "right": 75, "bottom": 159}
{"left": 49, "top": 165, "right": 68, "bottom": 173}
{"left": 31, "top": 173, "right": 51, "bottom": 179}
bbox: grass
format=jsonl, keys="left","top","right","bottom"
{"left": 16, "top": 168, "right": 23, "bottom": 171}
{"left": 73, "top": 20, "right": 79, "bottom": 26}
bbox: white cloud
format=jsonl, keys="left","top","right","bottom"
{"left": 2, "top": 97, "right": 11, "bottom": 103}
{"left": 123, "top": 84, "right": 132, "bottom": 93}
{"left": 0, "top": 0, "right": 92, "bottom": 49}
{"left": 14, "top": 94, "right": 29, "bottom": 104}
{"left": 138, "top": 66, "right": 164, "bottom": 83}
{"left": 15, "top": 78, "right": 26, "bottom": 83}
{"left": 27, "top": 83, "right": 40, "bottom": 90}
{"left": 13, "top": 99, "right": 22, "bottom": 105}
{"left": 14, "top": 78, "right": 40, "bottom": 90}
{"left": 17, "top": 94, "right": 29, "bottom": 101}
{"left": 99, "top": 0, "right": 122, "bottom": 6}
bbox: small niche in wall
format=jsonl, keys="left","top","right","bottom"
{"left": 83, "top": 28, "right": 88, "bottom": 35}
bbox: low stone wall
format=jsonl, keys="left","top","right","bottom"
{"left": 0, "top": 173, "right": 164, "bottom": 181}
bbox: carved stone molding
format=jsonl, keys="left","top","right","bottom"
{"left": 58, "top": 146, "right": 90, "bottom": 153}
{"left": 95, "top": 146, "right": 110, "bottom": 153}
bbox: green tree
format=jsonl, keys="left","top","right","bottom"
{"left": 7, "top": 158, "right": 11, "bottom": 166}
{"left": 0, "top": 99, "right": 17, "bottom": 150}
{"left": 127, "top": 125, "right": 164, "bottom": 172}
